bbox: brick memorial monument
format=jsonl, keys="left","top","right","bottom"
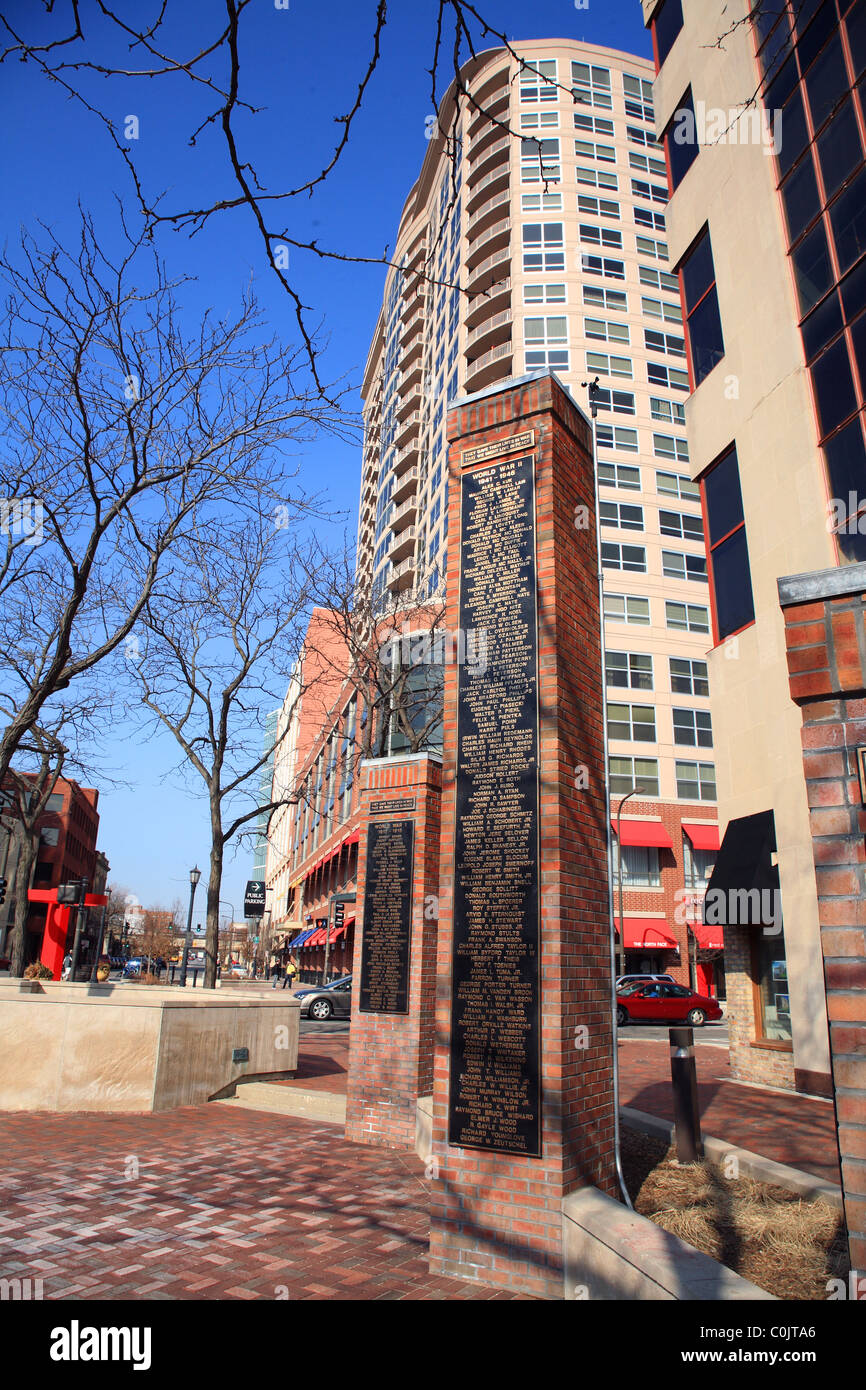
{"left": 427, "top": 372, "right": 616, "bottom": 1297}
{"left": 344, "top": 753, "right": 442, "bottom": 1150}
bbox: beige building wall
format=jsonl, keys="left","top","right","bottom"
{"left": 646, "top": 0, "right": 835, "bottom": 1088}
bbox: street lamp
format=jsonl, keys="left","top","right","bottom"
{"left": 615, "top": 785, "right": 647, "bottom": 980}
{"left": 179, "top": 866, "right": 201, "bottom": 988}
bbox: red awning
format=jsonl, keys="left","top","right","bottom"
{"left": 615, "top": 917, "right": 678, "bottom": 950}
{"left": 612, "top": 819, "right": 673, "bottom": 849}
{"left": 306, "top": 928, "right": 325, "bottom": 946}
{"left": 690, "top": 919, "right": 725, "bottom": 951}
{"left": 342, "top": 829, "right": 360, "bottom": 846}
{"left": 683, "top": 822, "right": 721, "bottom": 852}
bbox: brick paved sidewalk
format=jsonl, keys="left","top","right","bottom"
{"left": 287, "top": 1032, "right": 840, "bottom": 1185}
{"left": 0, "top": 1105, "right": 526, "bottom": 1301}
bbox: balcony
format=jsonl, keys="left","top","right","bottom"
{"left": 401, "top": 330, "right": 423, "bottom": 369}
{"left": 465, "top": 246, "right": 511, "bottom": 296}
{"left": 390, "top": 495, "right": 418, "bottom": 532}
{"left": 400, "top": 279, "right": 425, "bottom": 320}
{"left": 391, "top": 465, "right": 419, "bottom": 506}
{"left": 389, "top": 527, "right": 418, "bottom": 566}
{"left": 468, "top": 117, "right": 509, "bottom": 166}
{"left": 465, "top": 216, "right": 510, "bottom": 270}
{"left": 389, "top": 555, "right": 417, "bottom": 593}
{"left": 464, "top": 276, "right": 511, "bottom": 330}
{"left": 464, "top": 339, "right": 513, "bottom": 394}
{"left": 392, "top": 440, "right": 420, "bottom": 474}
{"left": 400, "top": 309, "right": 424, "bottom": 344}
{"left": 465, "top": 308, "right": 512, "bottom": 358}
{"left": 466, "top": 136, "right": 510, "bottom": 187}
{"left": 467, "top": 190, "right": 510, "bottom": 241}
{"left": 469, "top": 64, "right": 509, "bottom": 111}
{"left": 468, "top": 89, "right": 509, "bottom": 143}
{"left": 399, "top": 357, "right": 423, "bottom": 392}
{"left": 466, "top": 162, "right": 510, "bottom": 216}
{"left": 393, "top": 411, "right": 421, "bottom": 448}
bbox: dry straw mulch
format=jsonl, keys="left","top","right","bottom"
{"left": 621, "top": 1126, "right": 849, "bottom": 1301}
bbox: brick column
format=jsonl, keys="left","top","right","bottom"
{"left": 344, "top": 753, "right": 441, "bottom": 1150}
{"left": 780, "top": 566, "right": 866, "bottom": 1285}
{"left": 428, "top": 373, "right": 616, "bottom": 1298}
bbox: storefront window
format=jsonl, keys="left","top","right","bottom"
{"left": 754, "top": 929, "right": 792, "bottom": 1042}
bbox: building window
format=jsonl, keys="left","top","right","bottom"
{"left": 582, "top": 254, "right": 626, "bottom": 281}
{"left": 606, "top": 650, "right": 653, "bottom": 690}
{"left": 592, "top": 387, "right": 636, "bottom": 414}
{"left": 602, "top": 542, "right": 646, "bottom": 572}
{"left": 623, "top": 73, "right": 655, "bottom": 123}
{"left": 597, "top": 426, "right": 639, "bottom": 454}
{"left": 637, "top": 235, "right": 669, "bottom": 261}
{"left": 665, "top": 88, "right": 699, "bottom": 190}
{"left": 753, "top": 929, "right": 792, "bottom": 1043}
{"left": 648, "top": 361, "right": 690, "bottom": 391}
{"left": 521, "top": 191, "right": 563, "bottom": 213}
{"left": 609, "top": 755, "right": 659, "bottom": 797}
{"left": 577, "top": 165, "right": 619, "bottom": 191}
{"left": 657, "top": 469, "right": 699, "bottom": 500}
{"left": 654, "top": 433, "right": 689, "bottom": 463}
{"left": 520, "top": 58, "right": 557, "bottom": 103}
{"left": 629, "top": 151, "right": 668, "bottom": 182}
{"left": 572, "top": 61, "right": 612, "bottom": 110}
{"left": 525, "top": 315, "right": 569, "bottom": 371}
{"left": 662, "top": 549, "right": 707, "bottom": 582}
{"left": 702, "top": 444, "right": 756, "bottom": 640}
{"left": 608, "top": 702, "right": 656, "bottom": 742}
{"left": 580, "top": 223, "right": 624, "bottom": 250}
{"left": 586, "top": 351, "right": 632, "bottom": 379}
{"left": 651, "top": 395, "right": 686, "bottom": 425}
{"left": 640, "top": 264, "right": 680, "bottom": 294}
{"left": 521, "top": 111, "right": 560, "bottom": 130}
{"left": 676, "top": 760, "right": 716, "bottom": 801}
{"left": 524, "top": 282, "right": 566, "bottom": 304}
{"left": 600, "top": 500, "right": 643, "bottom": 531}
{"left": 584, "top": 285, "right": 628, "bottom": 312}
{"left": 643, "top": 295, "right": 682, "bottom": 324}
{"left": 586, "top": 316, "right": 630, "bottom": 344}
{"left": 666, "top": 600, "right": 709, "bottom": 633}
{"left": 613, "top": 841, "right": 661, "bottom": 888}
{"left": 574, "top": 113, "right": 615, "bottom": 137}
{"left": 659, "top": 508, "right": 704, "bottom": 541}
{"left": 574, "top": 139, "right": 617, "bottom": 164}
{"left": 521, "top": 137, "right": 561, "bottom": 183}
{"left": 578, "top": 194, "right": 621, "bottom": 219}
{"left": 635, "top": 206, "right": 667, "bottom": 232}
{"left": 598, "top": 459, "right": 641, "bottom": 488}
{"left": 632, "top": 177, "right": 668, "bottom": 204}
{"left": 646, "top": 329, "right": 685, "bottom": 358}
{"left": 603, "top": 593, "right": 651, "bottom": 625}
{"left": 522, "top": 222, "right": 565, "bottom": 273}
{"left": 673, "top": 707, "right": 714, "bottom": 748}
{"left": 653, "top": 0, "right": 684, "bottom": 70}
{"left": 670, "top": 657, "right": 709, "bottom": 698}
{"left": 628, "top": 124, "right": 660, "bottom": 149}
{"left": 680, "top": 226, "right": 726, "bottom": 385}
{"left": 683, "top": 835, "right": 715, "bottom": 891}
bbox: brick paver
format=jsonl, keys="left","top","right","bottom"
{"left": 0, "top": 1105, "right": 526, "bottom": 1301}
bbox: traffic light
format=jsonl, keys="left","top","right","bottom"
{"left": 0, "top": 877, "right": 6, "bottom": 906}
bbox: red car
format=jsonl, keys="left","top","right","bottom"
{"left": 616, "top": 980, "right": 722, "bottom": 1028}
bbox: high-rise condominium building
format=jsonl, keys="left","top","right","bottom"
{"left": 643, "top": 0, "right": 864, "bottom": 1096}
{"left": 357, "top": 38, "right": 722, "bottom": 991}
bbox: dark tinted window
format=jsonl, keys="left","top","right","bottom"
{"left": 817, "top": 100, "right": 863, "bottom": 200}
{"left": 688, "top": 286, "right": 725, "bottom": 384}
{"left": 830, "top": 166, "right": 866, "bottom": 274}
{"left": 823, "top": 415, "right": 866, "bottom": 499}
{"left": 704, "top": 447, "right": 743, "bottom": 545}
{"left": 851, "top": 311, "right": 866, "bottom": 386}
{"left": 654, "top": 0, "right": 684, "bottom": 68}
{"left": 792, "top": 219, "right": 834, "bottom": 315}
{"left": 711, "top": 528, "right": 756, "bottom": 640}
{"left": 801, "top": 291, "right": 843, "bottom": 361}
{"left": 777, "top": 88, "right": 810, "bottom": 179}
{"left": 796, "top": 0, "right": 836, "bottom": 72}
{"left": 781, "top": 154, "right": 821, "bottom": 242}
{"left": 811, "top": 338, "right": 857, "bottom": 435}
{"left": 667, "top": 89, "right": 699, "bottom": 189}
{"left": 841, "top": 256, "right": 866, "bottom": 322}
{"left": 758, "top": 14, "right": 793, "bottom": 78}
{"left": 805, "top": 34, "right": 848, "bottom": 130}
{"left": 848, "top": 1, "right": 866, "bottom": 79}
{"left": 681, "top": 229, "right": 715, "bottom": 313}
{"left": 765, "top": 52, "right": 798, "bottom": 110}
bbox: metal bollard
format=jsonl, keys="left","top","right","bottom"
{"left": 669, "top": 1026, "right": 703, "bottom": 1163}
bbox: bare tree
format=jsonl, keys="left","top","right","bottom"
{"left": 130, "top": 506, "right": 322, "bottom": 988}
{"left": 0, "top": 211, "right": 348, "bottom": 791}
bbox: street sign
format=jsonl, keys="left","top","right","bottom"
{"left": 244, "top": 880, "right": 266, "bottom": 917}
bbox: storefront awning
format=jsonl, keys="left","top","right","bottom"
{"left": 704, "top": 809, "right": 778, "bottom": 927}
{"left": 615, "top": 917, "right": 678, "bottom": 950}
{"left": 689, "top": 919, "right": 725, "bottom": 951}
{"left": 683, "top": 821, "right": 720, "bottom": 852}
{"left": 294, "top": 928, "right": 317, "bottom": 947}
{"left": 342, "top": 829, "right": 360, "bottom": 847}
{"left": 612, "top": 819, "right": 673, "bottom": 849}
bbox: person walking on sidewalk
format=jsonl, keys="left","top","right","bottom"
{"left": 282, "top": 956, "right": 298, "bottom": 989}
{"left": 271, "top": 960, "right": 282, "bottom": 988}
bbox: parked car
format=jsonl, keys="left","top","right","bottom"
{"left": 616, "top": 973, "right": 675, "bottom": 991}
{"left": 616, "top": 980, "right": 721, "bottom": 1027}
{"left": 225, "top": 964, "right": 246, "bottom": 978}
{"left": 295, "top": 975, "right": 352, "bottom": 1021}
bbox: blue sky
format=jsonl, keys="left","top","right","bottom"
{"left": 0, "top": 0, "right": 652, "bottom": 918}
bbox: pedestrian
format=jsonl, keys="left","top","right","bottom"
{"left": 282, "top": 957, "right": 297, "bottom": 989}
{"left": 61, "top": 952, "right": 73, "bottom": 981}
{"left": 271, "top": 960, "right": 282, "bottom": 988}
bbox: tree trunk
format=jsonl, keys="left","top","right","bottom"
{"left": 10, "top": 826, "right": 37, "bottom": 978}
{"left": 204, "top": 835, "right": 223, "bottom": 990}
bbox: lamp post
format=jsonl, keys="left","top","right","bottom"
{"left": 615, "top": 785, "right": 647, "bottom": 980}
{"left": 179, "top": 866, "right": 201, "bottom": 988}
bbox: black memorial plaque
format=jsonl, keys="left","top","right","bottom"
{"left": 359, "top": 819, "right": 414, "bottom": 1014}
{"left": 448, "top": 453, "right": 541, "bottom": 1156}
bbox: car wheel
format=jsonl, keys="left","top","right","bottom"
{"left": 616, "top": 1005, "right": 628, "bottom": 1027}
{"left": 310, "top": 998, "right": 333, "bottom": 1021}
{"left": 687, "top": 1007, "right": 706, "bottom": 1027}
